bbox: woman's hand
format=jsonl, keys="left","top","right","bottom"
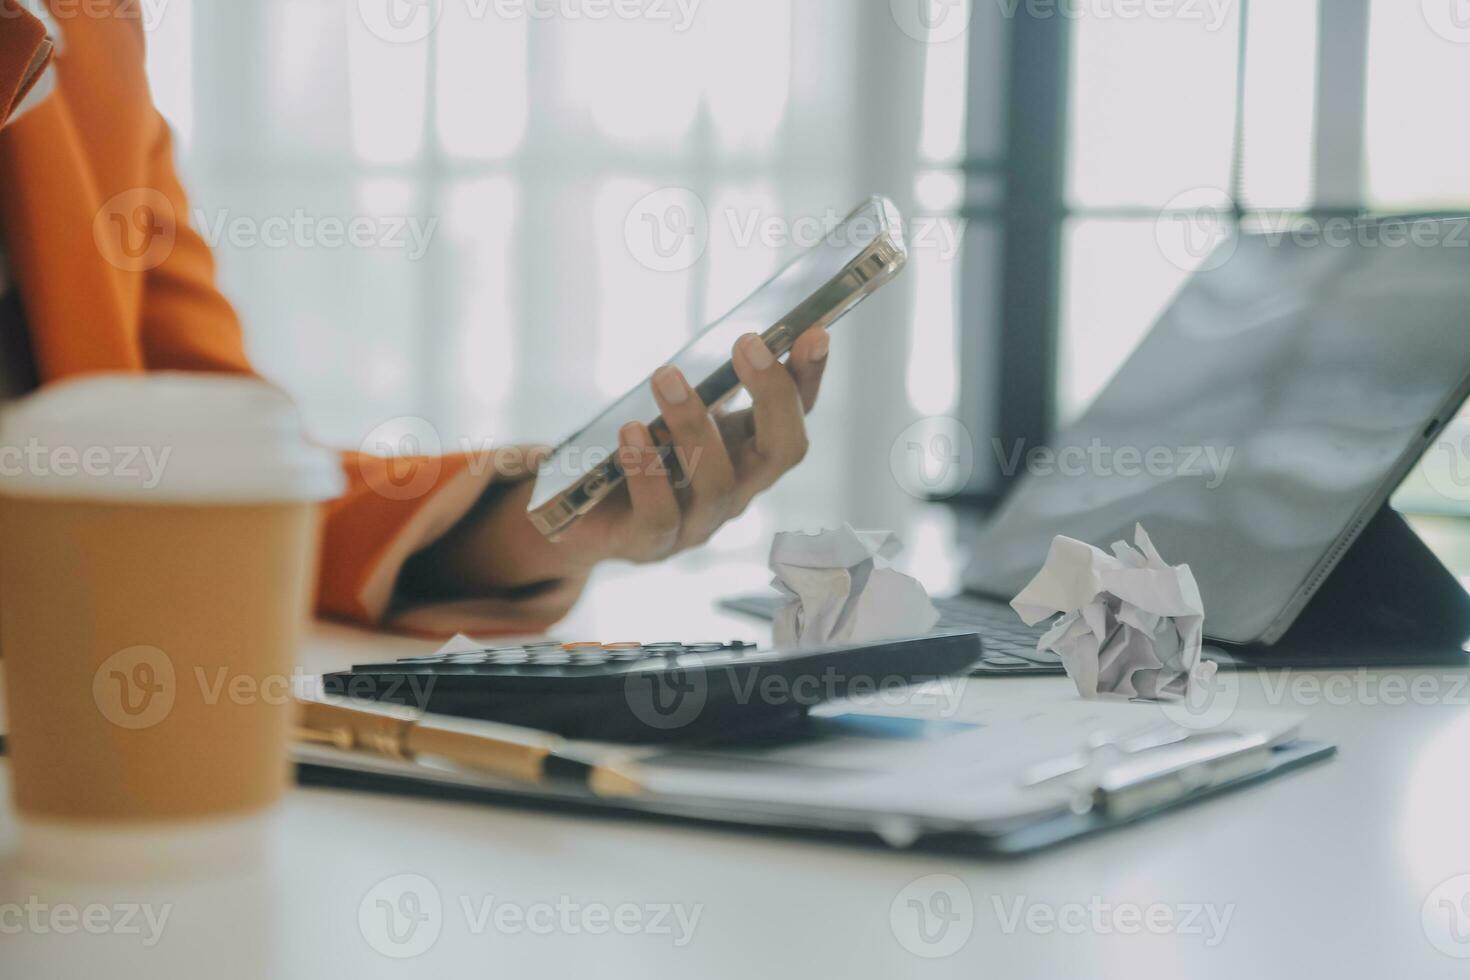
{"left": 401, "top": 328, "right": 831, "bottom": 624}
{"left": 574, "top": 327, "right": 830, "bottom": 563}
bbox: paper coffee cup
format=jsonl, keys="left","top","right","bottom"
{"left": 0, "top": 374, "right": 342, "bottom": 873}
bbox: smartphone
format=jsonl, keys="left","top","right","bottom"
{"left": 527, "top": 197, "right": 909, "bottom": 539}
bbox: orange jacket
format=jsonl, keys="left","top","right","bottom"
{"left": 0, "top": 2, "right": 552, "bottom": 634}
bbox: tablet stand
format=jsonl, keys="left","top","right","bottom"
{"left": 1228, "top": 505, "right": 1470, "bottom": 665}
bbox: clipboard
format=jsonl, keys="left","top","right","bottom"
{"left": 292, "top": 697, "right": 1336, "bottom": 857}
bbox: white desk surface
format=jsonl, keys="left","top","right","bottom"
{"left": 4, "top": 554, "right": 1470, "bottom": 979}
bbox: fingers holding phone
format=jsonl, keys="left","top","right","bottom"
{"left": 601, "top": 327, "right": 830, "bottom": 565}
{"left": 649, "top": 366, "right": 740, "bottom": 550}
{"left": 615, "top": 422, "right": 682, "bottom": 562}
{"left": 726, "top": 332, "right": 819, "bottom": 509}
{"left": 787, "top": 325, "right": 831, "bottom": 412}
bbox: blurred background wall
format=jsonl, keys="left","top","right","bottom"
{"left": 138, "top": 0, "right": 1470, "bottom": 583}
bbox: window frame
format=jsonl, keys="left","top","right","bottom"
{"left": 951, "top": 0, "right": 1384, "bottom": 510}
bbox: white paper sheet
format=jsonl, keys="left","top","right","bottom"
{"left": 297, "top": 695, "right": 1304, "bottom": 835}
{"left": 768, "top": 525, "right": 940, "bottom": 649}
{"left": 434, "top": 633, "right": 487, "bottom": 656}
{"left": 1010, "top": 524, "right": 1215, "bottom": 700}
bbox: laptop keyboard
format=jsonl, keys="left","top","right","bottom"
{"left": 719, "top": 594, "right": 1066, "bottom": 675}
{"left": 930, "top": 596, "right": 1063, "bottom": 671}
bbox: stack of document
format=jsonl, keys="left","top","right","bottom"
{"left": 295, "top": 687, "right": 1332, "bottom": 855}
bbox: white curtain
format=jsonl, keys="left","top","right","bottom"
{"left": 145, "top": 0, "right": 970, "bottom": 574}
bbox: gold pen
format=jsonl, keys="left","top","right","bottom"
{"left": 294, "top": 697, "right": 644, "bottom": 799}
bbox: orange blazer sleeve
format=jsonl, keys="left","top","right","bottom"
{"left": 0, "top": 1, "right": 52, "bottom": 128}
{"left": 133, "top": 104, "right": 566, "bottom": 635}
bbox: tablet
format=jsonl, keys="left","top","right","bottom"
{"left": 965, "top": 216, "right": 1470, "bottom": 646}
{"left": 527, "top": 197, "right": 908, "bottom": 538}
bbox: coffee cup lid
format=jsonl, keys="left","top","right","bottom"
{"left": 0, "top": 374, "right": 345, "bottom": 503}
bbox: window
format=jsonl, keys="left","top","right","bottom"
{"left": 1364, "top": 1, "right": 1470, "bottom": 211}
{"left": 145, "top": 2, "right": 972, "bottom": 559}
{"left": 1061, "top": 0, "right": 1319, "bottom": 424}
{"left": 952, "top": 0, "right": 1468, "bottom": 509}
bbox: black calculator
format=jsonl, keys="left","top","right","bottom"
{"left": 321, "top": 633, "right": 984, "bottom": 743}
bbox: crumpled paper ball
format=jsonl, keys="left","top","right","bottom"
{"left": 770, "top": 525, "right": 940, "bottom": 649}
{"left": 1010, "top": 524, "right": 1215, "bottom": 700}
